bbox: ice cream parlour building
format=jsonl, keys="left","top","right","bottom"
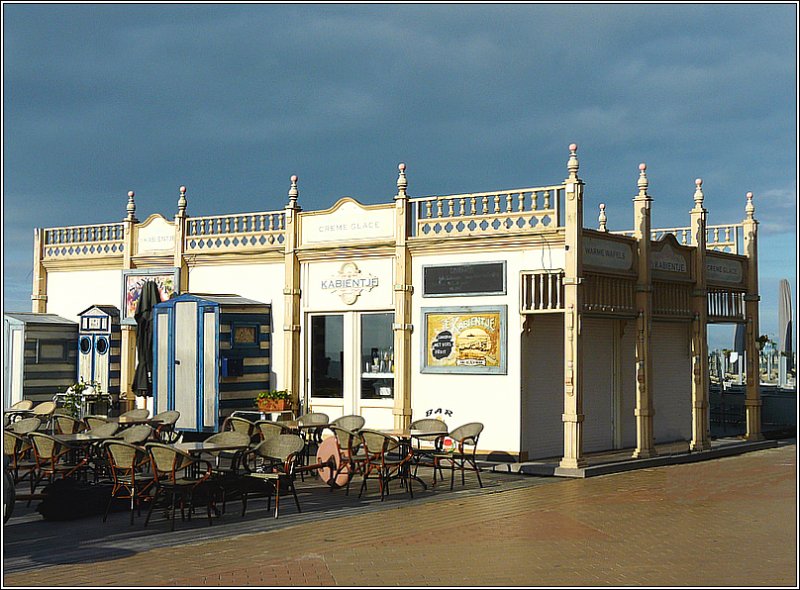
{"left": 30, "top": 144, "right": 764, "bottom": 467}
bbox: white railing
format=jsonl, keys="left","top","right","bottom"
{"left": 411, "top": 184, "right": 564, "bottom": 239}
{"left": 185, "top": 211, "right": 286, "bottom": 253}
{"left": 613, "top": 223, "right": 743, "bottom": 254}
{"left": 520, "top": 271, "right": 564, "bottom": 313}
{"left": 42, "top": 223, "right": 125, "bottom": 259}
{"left": 708, "top": 289, "right": 745, "bottom": 321}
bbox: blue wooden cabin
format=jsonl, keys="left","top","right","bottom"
{"left": 152, "top": 293, "right": 272, "bottom": 432}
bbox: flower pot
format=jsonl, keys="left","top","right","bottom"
{"left": 257, "top": 398, "right": 289, "bottom": 413}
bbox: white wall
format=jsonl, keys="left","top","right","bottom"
{"left": 411, "top": 247, "right": 564, "bottom": 455}
{"left": 47, "top": 269, "right": 121, "bottom": 322}
{"left": 188, "top": 262, "right": 285, "bottom": 390}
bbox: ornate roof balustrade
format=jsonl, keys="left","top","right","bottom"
{"left": 42, "top": 223, "right": 125, "bottom": 260}
{"left": 613, "top": 223, "right": 743, "bottom": 254}
{"left": 184, "top": 211, "right": 286, "bottom": 253}
{"left": 410, "top": 184, "right": 564, "bottom": 239}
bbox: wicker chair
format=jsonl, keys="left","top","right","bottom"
{"left": 254, "top": 420, "right": 286, "bottom": 441}
{"left": 330, "top": 414, "right": 365, "bottom": 432}
{"left": 241, "top": 434, "right": 305, "bottom": 519}
{"left": 84, "top": 415, "right": 112, "bottom": 431}
{"left": 120, "top": 408, "right": 150, "bottom": 420}
{"left": 102, "top": 440, "right": 154, "bottom": 525}
{"left": 87, "top": 422, "right": 120, "bottom": 438}
{"left": 53, "top": 415, "right": 85, "bottom": 435}
{"left": 28, "top": 432, "right": 90, "bottom": 496}
{"left": 152, "top": 410, "right": 181, "bottom": 442}
{"left": 326, "top": 426, "right": 367, "bottom": 495}
{"left": 119, "top": 424, "right": 154, "bottom": 445}
{"left": 144, "top": 443, "right": 214, "bottom": 531}
{"left": 358, "top": 429, "right": 413, "bottom": 501}
{"left": 201, "top": 431, "right": 252, "bottom": 513}
{"left": 297, "top": 412, "right": 329, "bottom": 475}
{"left": 9, "top": 417, "right": 42, "bottom": 435}
{"left": 10, "top": 400, "right": 34, "bottom": 411}
{"left": 409, "top": 418, "right": 449, "bottom": 477}
{"left": 3, "top": 431, "right": 36, "bottom": 488}
{"left": 31, "top": 401, "right": 57, "bottom": 431}
{"left": 221, "top": 416, "right": 256, "bottom": 441}
{"left": 431, "top": 422, "right": 484, "bottom": 490}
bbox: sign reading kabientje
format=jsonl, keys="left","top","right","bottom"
{"left": 421, "top": 306, "right": 507, "bottom": 374}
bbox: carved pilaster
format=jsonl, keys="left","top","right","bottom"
{"left": 393, "top": 163, "right": 413, "bottom": 429}
{"left": 31, "top": 228, "right": 48, "bottom": 312}
{"left": 283, "top": 176, "right": 303, "bottom": 411}
{"left": 690, "top": 179, "right": 711, "bottom": 451}
{"left": 742, "top": 192, "right": 763, "bottom": 441}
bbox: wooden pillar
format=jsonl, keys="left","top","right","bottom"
{"left": 632, "top": 163, "right": 656, "bottom": 459}
{"left": 689, "top": 179, "right": 711, "bottom": 451}
{"left": 392, "top": 163, "right": 413, "bottom": 430}
{"left": 560, "top": 144, "right": 587, "bottom": 470}
{"left": 742, "top": 192, "right": 763, "bottom": 441}
{"left": 283, "top": 176, "right": 303, "bottom": 413}
{"left": 31, "top": 228, "right": 47, "bottom": 313}
{"left": 120, "top": 190, "right": 139, "bottom": 411}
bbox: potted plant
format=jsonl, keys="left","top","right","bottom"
{"left": 63, "top": 379, "right": 108, "bottom": 419}
{"left": 255, "top": 389, "right": 291, "bottom": 413}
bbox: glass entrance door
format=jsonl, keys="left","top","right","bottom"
{"left": 307, "top": 311, "right": 394, "bottom": 427}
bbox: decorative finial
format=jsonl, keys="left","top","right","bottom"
{"left": 693, "top": 178, "right": 704, "bottom": 209}
{"left": 567, "top": 143, "right": 579, "bottom": 178}
{"left": 177, "top": 185, "right": 187, "bottom": 216}
{"left": 598, "top": 203, "right": 607, "bottom": 232}
{"left": 637, "top": 163, "right": 648, "bottom": 195}
{"left": 288, "top": 174, "right": 299, "bottom": 208}
{"left": 396, "top": 162, "right": 407, "bottom": 198}
{"left": 745, "top": 191, "right": 755, "bottom": 219}
{"left": 126, "top": 190, "right": 137, "bottom": 222}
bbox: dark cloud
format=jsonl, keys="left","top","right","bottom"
{"left": 3, "top": 4, "right": 797, "bottom": 342}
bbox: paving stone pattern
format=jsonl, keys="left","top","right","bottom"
{"left": 3, "top": 443, "right": 797, "bottom": 587}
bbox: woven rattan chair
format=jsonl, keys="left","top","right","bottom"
{"left": 87, "top": 422, "right": 120, "bottom": 438}
{"left": 409, "top": 418, "right": 449, "bottom": 477}
{"left": 152, "top": 410, "right": 181, "bottom": 442}
{"left": 254, "top": 420, "right": 286, "bottom": 441}
{"left": 53, "top": 415, "right": 85, "bottom": 435}
{"left": 31, "top": 401, "right": 57, "bottom": 431}
{"left": 326, "top": 425, "right": 367, "bottom": 495}
{"left": 358, "top": 429, "right": 413, "bottom": 501}
{"left": 9, "top": 417, "right": 42, "bottom": 435}
{"left": 297, "top": 412, "right": 329, "bottom": 475}
{"left": 120, "top": 408, "right": 150, "bottom": 420}
{"left": 431, "top": 422, "right": 484, "bottom": 490}
{"left": 28, "top": 431, "right": 90, "bottom": 497}
{"left": 3, "top": 431, "right": 36, "bottom": 488}
{"left": 241, "top": 434, "right": 304, "bottom": 518}
{"left": 102, "top": 440, "right": 154, "bottom": 525}
{"left": 330, "top": 414, "right": 365, "bottom": 432}
{"left": 119, "top": 424, "right": 154, "bottom": 445}
{"left": 202, "top": 431, "right": 252, "bottom": 513}
{"left": 144, "top": 442, "right": 214, "bottom": 531}
{"left": 10, "top": 400, "right": 34, "bottom": 411}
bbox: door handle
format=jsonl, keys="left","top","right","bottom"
{"left": 174, "top": 359, "right": 181, "bottom": 365}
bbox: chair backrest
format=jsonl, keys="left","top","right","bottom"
{"left": 53, "top": 415, "right": 84, "bottom": 435}
{"left": 145, "top": 443, "right": 196, "bottom": 480}
{"left": 10, "top": 400, "right": 34, "bottom": 410}
{"left": 120, "top": 408, "right": 150, "bottom": 420}
{"left": 105, "top": 440, "right": 147, "bottom": 472}
{"left": 359, "top": 429, "right": 399, "bottom": 460}
{"left": 88, "top": 422, "right": 120, "bottom": 438}
{"left": 328, "top": 425, "right": 363, "bottom": 456}
{"left": 410, "top": 418, "right": 449, "bottom": 438}
{"left": 10, "top": 417, "right": 42, "bottom": 435}
{"left": 331, "top": 414, "right": 365, "bottom": 432}
{"left": 449, "top": 422, "right": 484, "bottom": 446}
{"left": 31, "top": 401, "right": 56, "bottom": 417}
{"left": 222, "top": 416, "right": 255, "bottom": 436}
{"left": 152, "top": 410, "right": 180, "bottom": 426}
{"left": 28, "top": 432, "right": 64, "bottom": 463}
{"left": 255, "top": 420, "right": 285, "bottom": 439}
{"left": 298, "top": 412, "right": 329, "bottom": 427}
{"left": 84, "top": 415, "right": 111, "bottom": 430}
{"left": 3, "top": 431, "right": 27, "bottom": 458}
{"left": 120, "top": 424, "right": 154, "bottom": 445}
{"left": 253, "top": 434, "right": 305, "bottom": 464}
{"left": 205, "top": 430, "right": 251, "bottom": 450}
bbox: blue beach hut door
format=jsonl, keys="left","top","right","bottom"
{"left": 153, "top": 295, "right": 219, "bottom": 432}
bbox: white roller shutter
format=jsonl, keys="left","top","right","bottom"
{"left": 652, "top": 321, "right": 692, "bottom": 443}
{"left": 582, "top": 317, "right": 614, "bottom": 453}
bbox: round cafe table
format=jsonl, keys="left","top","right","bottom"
{"left": 316, "top": 436, "right": 351, "bottom": 488}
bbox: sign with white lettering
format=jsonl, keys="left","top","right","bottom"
{"left": 137, "top": 215, "right": 175, "bottom": 255}
{"left": 583, "top": 236, "right": 634, "bottom": 271}
{"left": 301, "top": 199, "right": 395, "bottom": 245}
{"left": 706, "top": 255, "right": 744, "bottom": 285}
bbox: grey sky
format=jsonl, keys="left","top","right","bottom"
{"left": 3, "top": 3, "right": 797, "bottom": 349}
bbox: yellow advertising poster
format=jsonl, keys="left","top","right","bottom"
{"left": 422, "top": 306, "right": 507, "bottom": 374}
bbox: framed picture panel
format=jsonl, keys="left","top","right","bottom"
{"left": 121, "top": 268, "right": 180, "bottom": 325}
{"left": 420, "top": 305, "right": 507, "bottom": 374}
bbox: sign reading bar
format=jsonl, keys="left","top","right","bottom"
{"left": 422, "top": 262, "right": 506, "bottom": 297}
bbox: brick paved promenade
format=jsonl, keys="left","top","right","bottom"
{"left": 3, "top": 442, "right": 796, "bottom": 587}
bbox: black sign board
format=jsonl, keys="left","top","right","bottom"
{"left": 422, "top": 262, "right": 506, "bottom": 297}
